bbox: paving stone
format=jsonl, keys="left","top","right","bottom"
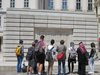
{"left": 0, "top": 65, "right": 100, "bottom": 75}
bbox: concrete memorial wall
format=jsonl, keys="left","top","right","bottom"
{"left": 3, "top": 8, "right": 98, "bottom": 62}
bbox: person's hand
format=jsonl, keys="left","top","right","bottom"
{"left": 42, "top": 46, "right": 46, "bottom": 49}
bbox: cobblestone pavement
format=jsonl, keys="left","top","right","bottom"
{"left": 0, "top": 65, "right": 100, "bottom": 75}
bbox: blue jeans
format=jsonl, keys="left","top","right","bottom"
{"left": 58, "top": 60, "right": 66, "bottom": 75}
{"left": 89, "top": 57, "right": 94, "bottom": 72}
{"left": 20, "top": 55, "right": 24, "bottom": 65}
{"left": 17, "top": 55, "right": 24, "bottom": 72}
{"left": 17, "top": 56, "right": 22, "bottom": 72}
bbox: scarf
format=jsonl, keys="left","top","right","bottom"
{"left": 79, "top": 42, "right": 86, "bottom": 54}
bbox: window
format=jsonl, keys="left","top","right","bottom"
{"left": 76, "top": 0, "right": 81, "bottom": 10}
{"left": 0, "top": 0, "right": 2, "bottom": 8}
{"left": 24, "top": 0, "right": 29, "bottom": 8}
{"left": 10, "top": 0, "right": 15, "bottom": 8}
{"left": 88, "top": 0, "right": 92, "bottom": 11}
{"left": 62, "top": 0, "right": 67, "bottom": 10}
{"left": 48, "top": 0, "right": 53, "bottom": 9}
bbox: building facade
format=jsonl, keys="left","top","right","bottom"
{"left": 94, "top": 0, "right": 100, "bottom": 51}
{"left": 0, "top": 0, "right": 98, "bottom": 62}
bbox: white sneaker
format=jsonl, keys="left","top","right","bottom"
{"left": 88, "top": 71, "right": 94, "bottom": 74}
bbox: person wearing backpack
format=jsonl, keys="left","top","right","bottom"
{"left": 88, "top": 42, "right": 96, "bottom": 74}
{"left": 26, "top": 42, "right": 36, "bottom": 75}
{"left": 16, "top": 40, "right": 24, "bottom": 73}
{"left": 68, "top": 42, "right": 77, "bottom": 74}
{"left": 46, "top": 39, "right": 57, "bottom": 75}
{"left": 36, "top": 35, "right": 46, "bottom": 75}
{"left": 57, "top": 40, "right": 67, "bottom": 75}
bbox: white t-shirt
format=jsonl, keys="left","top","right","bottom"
{"left": 47, "top": 45, "right": 57, "bottom": 59}
{"left": 68, "top": 47, "right": 77, "bottom": 58}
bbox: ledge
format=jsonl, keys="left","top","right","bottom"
{"left": 7, "top": 8, "right": 95, "bottom": 15}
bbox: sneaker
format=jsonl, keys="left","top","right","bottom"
{"left": 88, "top": 71, "right": 94, "bottom": 74}
{"left": 67, "top": 72, "right": 70, "bottom": 74}
{"left": 38, "top": 73, "right": 42, "bottom": 75}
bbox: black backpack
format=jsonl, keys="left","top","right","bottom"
{"left": 26, "top": 47, "right": 34, "bottom": 60}
{"left": 22, "top": 63, "right": 27, "bottom": 73}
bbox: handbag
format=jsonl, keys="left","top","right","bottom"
{"left": 57, "top": 51, "right": 64, "bottom": 60}
{"left": 21, "top": 61, "right": 27, "bottom": 73}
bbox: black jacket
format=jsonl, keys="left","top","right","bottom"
{"left": 77, "top": 48, "right": 87, "bottom": 64}
{"left": 89, "top": 48, "right": 96, "bottom": 58}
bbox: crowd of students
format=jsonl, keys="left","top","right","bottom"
{"left": 16, "top": 35, "right": 97, "bottom": 75}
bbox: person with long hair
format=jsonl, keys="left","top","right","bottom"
{"left": 77, "top": 42, "right": 87, "bottom": 75}
{"left": 88, "top": 42, "right": 96, "bottom": 74}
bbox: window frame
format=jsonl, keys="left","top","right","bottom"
{"left": 24, "top": 0, "right": 29, "bottom": 8}
{"left": 62, "top": 0, "right": 67, "bottom": 10}
{"left": 48, "top": 0, "right": 53, "bottom": 10}
{"left": 10, "top": 0, "right": 15, "bottom": 8}
{"left": 88, "top": 0, "right": 93, "bottom": 11}
{"left": 76, "top": 0, "right": 81, "bottom": 11}
{"left": 0, "top": 0, "right": 2, "bottom": 8}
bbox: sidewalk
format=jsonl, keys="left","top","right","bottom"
{"left": 0, "top": 58, "right": 100, "bottom": 72}
{"left": 0, "top": 52, "right": 100, "bottom": 73}
{"left": 0, "top": 65, "right": 100, "bottom": 75}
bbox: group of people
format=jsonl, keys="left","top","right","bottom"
{"left": 16, "top": 35, "right": 97, "bottom": 75}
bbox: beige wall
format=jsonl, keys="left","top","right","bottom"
{"left": 3, "top": 9, "right": 98, "bottom": 62}
{"left": 94, "top": 0, "right": 100, "bottom": 37}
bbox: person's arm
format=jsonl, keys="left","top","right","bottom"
{"left": 63, "top": 45, "right": 66, "bottom": 52}
{"left": 42, "top": 42, "right": 46, "bottom": 49}
{"left": 21, "top": 46, "right": 24, "bottom": 54}
{"left": 75, "top": 48, "right": 78, "bottom": 55}
{"left": 68, "top": 48, "right": 71, "bottom": 54}
{"left": 56, "top": 46, "right": 59, "bottom": 52}
{"left": 77, "top": 48, "right": 79, "bottom": 54}
{"left": 91, "top": 49, "right": 96, "bottom": 57}
{"left": 53, "top": 46, "right": 57, "bottom": 55}
{"left": 65, "top": 46, "right": 67, "bottom": 51}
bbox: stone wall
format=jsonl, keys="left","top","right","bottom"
{"left": 3, "top": 8, "right": 98, "bottom": 62}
